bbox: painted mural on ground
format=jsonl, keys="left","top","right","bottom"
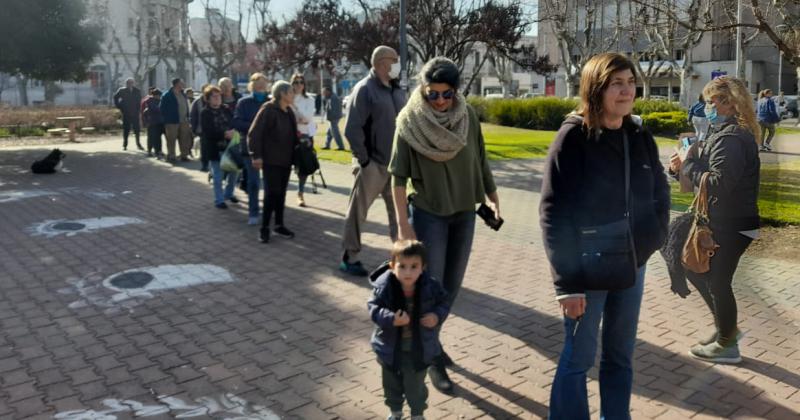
{"left": 27, "top": 216, "right": 145, "bottom": 237}
{"left": 60, "top": 264, "right": 235, "bottom": 313}
{"left": 53, "top": 393, "right": 281, "bottom": 419}
{"left": 0, "top": 187, "right": 119, "bottom": 203}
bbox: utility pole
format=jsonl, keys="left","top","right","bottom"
{"left": 778, "top": 49, "right": 783, "bottom": 93}
{"left": 399, "top": 0, "right": 408, "bottom": 91}
{"left": 734, "top": 0, "right": 745, "bottom": 80}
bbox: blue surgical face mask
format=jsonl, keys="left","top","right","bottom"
{"left": 253, "top": 91, "right": 267, "bottom": 102}
{"left": 704, "top": 103, "right": 728, "bottom": 125}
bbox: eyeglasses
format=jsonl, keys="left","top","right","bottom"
{"left": 292, "top": 80, "right": 305, "bottom": 85}
{"left": 426, "top": 89, "right": 455, "bottom": 101}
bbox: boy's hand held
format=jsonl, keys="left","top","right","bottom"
{"left": 393, "top": 309, "right": 410, "bottom": 326}
{"left": 420, "top": 313, "right": 438, "bottom": 328}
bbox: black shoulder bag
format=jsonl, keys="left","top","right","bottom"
{"left": 577, "top": 131, "right": 639, "bottom": 290}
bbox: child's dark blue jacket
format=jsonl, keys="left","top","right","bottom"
{"left": 367, "top": 263, "right": 449, "bottom": 371}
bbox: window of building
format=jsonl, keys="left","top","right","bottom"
{"left": 674, "top": 49, "right": 684, "bottom": 60}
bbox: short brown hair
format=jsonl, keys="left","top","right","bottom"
{"left": 391, "top": 240, "right": 426, "bottom": 265}
{"left": 203, "top": 85, "right": 221, "bottom": 101}
{"left": 577, "top": 52, "right": 638, "bottom": 131}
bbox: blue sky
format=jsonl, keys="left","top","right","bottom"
{"left": 189, "top": 0, "right": 536, "bottom": 41}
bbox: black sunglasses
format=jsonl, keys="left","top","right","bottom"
{"left": 292, "top": 80, "right": 305, "bottom": 85}
{"left": 426, "top": 89, "right": 455, "bottom": 101}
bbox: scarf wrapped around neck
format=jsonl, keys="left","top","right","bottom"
{"left": 395, "top": 87, "right": 469, "bottom": 162}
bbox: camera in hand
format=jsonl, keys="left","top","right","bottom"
{"left": 476, "top": 203, "right": 504, "bottom": 231}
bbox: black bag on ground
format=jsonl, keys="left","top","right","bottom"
{"left": 293, "top": 137, "right": 320, "bottom": 177}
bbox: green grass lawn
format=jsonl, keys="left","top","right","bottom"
{"left": 315, "top": 121, "right": 676, "bottom": 162}
{"left": 670, "top": 159, "right": 800, "bottom": 226}
{"left": 313, "top": 120, "right": 798, "bottom": 225}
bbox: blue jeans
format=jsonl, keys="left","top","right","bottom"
{"left": 209, "top": 160, "right": 236, "bottom": 205}
{"left": 325, "top": 119, "right": 344, "bottom": 149}
{"left": 243, "top": 157, "right": 261, "bottom": 218}
{"left": 409, "top": 205, "right": 475, "bottom": 309}
{"left": 549, "top": 266, "right": 646, "bottom": 420}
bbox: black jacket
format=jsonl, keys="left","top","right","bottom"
{"left": 200, "top": 106, "right": 232, "bottom": 162}
{"left": 682, "top": 121, "right": 760, "bottom": 232}
{"left": 368, "top": 263, "right": 449, "bottom": 371}
{"left": 539, "top": 115, "right": 671, "bottom": 296}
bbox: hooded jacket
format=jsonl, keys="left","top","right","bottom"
{"left": 344, "top": 70, "right": 407, "bottom": 166}
{"left": 681, "top": 121, "right": 760, "bottom": 232}
{"left": 367, "top": 263, "right": 449, "bottom": 371}
{"left": 539, "top": 115, "right": 671, "bottom": 296}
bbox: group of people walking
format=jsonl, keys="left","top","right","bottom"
{"left": 116, "top": 46, "right": 763, "bottom": 420}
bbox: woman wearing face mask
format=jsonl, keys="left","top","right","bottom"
{"left": 390, "top": 57, "right": 499, "bottom": 394}
{"left": 248, "top": 81, "right": 299, "bottom": 243}
{"left": 540, "top": 53, "right": 670, "bottom": 419}
{"left": 670, "top": 77, "right": 760, "bottom": 364}
{"left": 233, "top": 73, "right": 271, "bottom": 225}
{"left": 289, "top": 73, "right": 317, "bottom": 207}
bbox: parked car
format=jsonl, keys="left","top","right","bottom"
{"left": 784, "top": 95, "right": 798, "bottom": 118}
{"left": 519, "top": 92, "right": 544, "bottom": 99}
{"left": 484, "top": 93, "right": 506, "bottom": 99}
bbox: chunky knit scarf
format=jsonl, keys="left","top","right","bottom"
{"left": 395, "top": 87, "right": 469, "bottom": 162}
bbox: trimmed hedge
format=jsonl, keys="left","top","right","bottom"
{"left": 467, "top": 96, "right": 578, "bottom": 130}
{"left": 641, "top": 111, "right": 691, "bottom": 135}
{"left": 467, "top": 96, "right": 688, "bottom": 135}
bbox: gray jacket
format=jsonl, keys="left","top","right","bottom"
{"left": 344, "top": 70, "right": 407, "bottom": 166}
{"left": 326, "top": 92, "right": 343, "bottom": 121}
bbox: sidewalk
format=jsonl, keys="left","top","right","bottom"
{"left": 0, "top": 137, "right": 798, "bottom": 419}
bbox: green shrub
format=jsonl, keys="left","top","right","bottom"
{"left": 641, "top": 111, "right": 690, "bottom": 135}
{"left": 466, "top": 96, "right": 578, "bottom": 130}
{"left": 633, "top": 99, "right": 684, "bottom": 115}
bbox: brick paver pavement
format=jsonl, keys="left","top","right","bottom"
{"left": 0, "top": 136, "right": 798, "bottom": 419}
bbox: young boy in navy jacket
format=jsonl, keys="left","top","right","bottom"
{"left": 368, "top": 240, "right": 450, "bottom": 420}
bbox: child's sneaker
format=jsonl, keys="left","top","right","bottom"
{"left": 689, "top": 342, "right": 741, "bottom": 364}
{"left": 410, "top": 416, "right": 426, "bottom": 420}
{"left": 386, "top": 411, "right": 403, "bottom": 420}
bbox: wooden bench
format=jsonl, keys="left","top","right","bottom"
{"left": 47, "top": 128, "right": 70, "bottom": 136}
{"left": 55, "top": 116, "right": 85, "bottom": 142}
{"left": 80, "top": 127, "right": 96, "bottom": 133}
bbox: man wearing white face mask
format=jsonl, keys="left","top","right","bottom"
{"left": 339, "top": 45, "right": 408, "bottom": 276}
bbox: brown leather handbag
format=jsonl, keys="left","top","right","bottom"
{"left": 682, "top": 172, "right": 719, "bottom": 273}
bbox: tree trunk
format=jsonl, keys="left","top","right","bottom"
{"left": 17, "top": 75, "right": 29, "bottom": 106}
{"left": 678, "top": 67, "right": 689, "bottom": 107}
{"left": 44, "top": 81, "right": 63, "bottom": 104}
{"left": 565, "top": 72, "right": 577, "bottom": 98}
{"left": 642, "top": 79, "right": 650, "bottom": 99}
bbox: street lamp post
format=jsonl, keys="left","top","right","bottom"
{"left": 399, "top": 0, "right": 408, "bottom": 91}
{"left": 778, "top": 49, "right": 783, "bottom": 93}
{"left": 734, "top": 0, "right": 745, "bottom": 80}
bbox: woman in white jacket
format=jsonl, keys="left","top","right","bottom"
{"left": 290, "top": 73, "right": 318, "bottom": 206}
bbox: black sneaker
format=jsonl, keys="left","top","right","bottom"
{"left": 259, "top": 227, "right": 270, "bottom": 243}
{"left": 273, "top": 225, "right": 295, "bottom": 239}
{"left": 215, "top": 202, "right": 228, "bottom": 209}
{"left": 228, "top": 196, "right": 239, "bottom": 204}
{"left": 428, "top": 364, "right": 454, "bottom": 394}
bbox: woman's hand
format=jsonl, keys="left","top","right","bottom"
{"left": 224, "top": 129, "right": 234, "bottom": 140}
{"left": 559, "top": 297, "right": 586, "bottom": 320}
{"left": 252, "top": 159, "right": 263, "bottom": 170}
{"left": 298, "top": 117, "right": 309, "bottom": 124}
{"left": 669, "top": 152, "right": 682, "bottom": 174}
{"left": 398, "top": 222, "right": 417, "bottom": 241}
{"left": 487, "top": 192, "right": 501, "bottom": 220}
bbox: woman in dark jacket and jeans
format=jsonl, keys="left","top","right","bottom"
{"left": 540, "top": 53, "right": 670, "bottom": 420}
{"left": 200, "top": 86, "right": 237, "bottom": 209}
{"left": 248, "top": 81, "right": 298, "bottom": 243}
{"left": 670, "top": 76, "right": 760, "bottom": 364}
